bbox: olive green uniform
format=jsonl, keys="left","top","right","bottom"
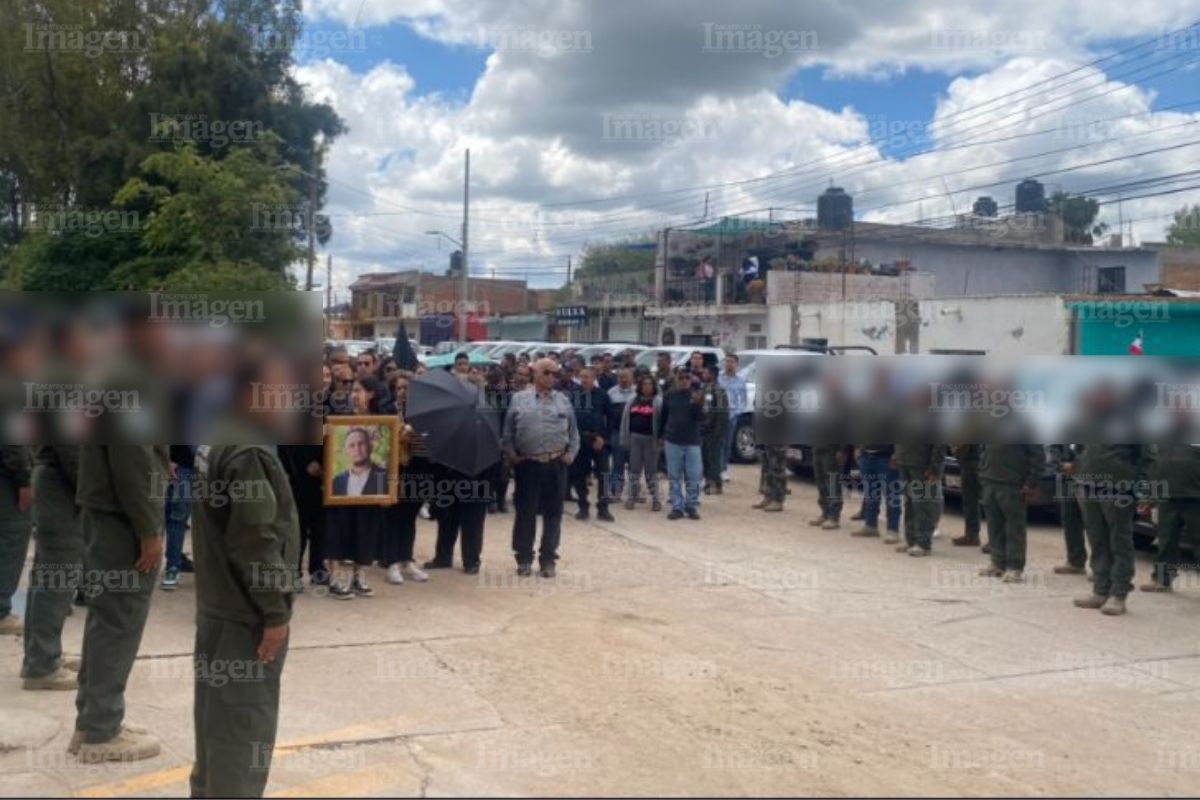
{"left": 1149, "top": 444, "right": 1200, "bottom": 588}
{"left": 74, "top": 446, "right": 169, "bottom": 743}
{"left": 1074, "top": 444, "right": 1157, "bottom": 600}
{"left": 895, "top": 444, "right": 944, "bottom": 551}
{"left": 22, "top": 446, "right": 83, "bottom": 678}
{"left": 189, "top": 443, "right": 298, "bottom": 799}
{"left": 1048, "top": 445, "right": 1087, "bottom": 568}
{"left": 980, "top": 445, "right": 1042, "bottom": 572}
{"left": 0, "top": 446, "right": 33, "bottom": 623}
{"left": 700, "top": 383, "right": 729, "bottom": 491}
{"left": 812, "top": 445, "right": 844, "bottom": 521}
{"left": 955, "top": 445, "right": 983, "bottom": 542}
{"left": 760, "top": 445, "right": 788, "bottom": 504}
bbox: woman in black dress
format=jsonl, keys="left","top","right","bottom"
{"left": 324, "top": 375, "right": 388, "bottom": 599}
{"left": 381, "top": 373, "right": 430, "bottom": 585}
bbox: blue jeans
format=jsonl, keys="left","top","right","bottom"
{"left": 721, "top": 416, "right": 738, "bottom": 471}
{"left": 859, "top": 452, "right": 900, "bottom": 531}
{"left": 609, "top": 429, "right": 628, "bottom": 501}
{"left": 665, "top": 442, "right": 702, "bottom": 513}
{"left": 164, "top": 467, "right": 193, "bottom": 570}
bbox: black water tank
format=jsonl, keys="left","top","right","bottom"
{"left": 1015, "top": 179, "right": 1046, "bottom": 213}
{"left": 973, "top": 196, "right": 998, "bottom": 217}
{"left": 449, "top": 249, "right": 463, "bottom": 276}
{"left": 817, "top": 187, "right": 853, "bottom": 231}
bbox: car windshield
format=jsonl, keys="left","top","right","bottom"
{"left": 635, "top": 349, "right": 674, "bottom": 369}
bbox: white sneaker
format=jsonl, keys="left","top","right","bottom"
{"left": 932, "top": 527, "right": 942, "bottom": 539}
{"left": 402, "top": 562, "right": 429, "bottom": 582}
{"left": 721, "top": 470, "right": 731, "bottom": 482}
{"left": 419, "top": 504, "right": 432, "bottom": 520}
{"left": 386, "top": 563, "right": 405, "bottom": 585}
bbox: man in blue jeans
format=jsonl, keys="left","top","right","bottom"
{"left": 853, "top": 445, "right": 900, "bottom": 539}
{"left": 718, "top": 354, "right": 746, "bottom": 481}
{"left": 659, "top": 372, "right": 704, "bottom": 520}
{"left": 161, "top": 445, "right": 196, "bottom": 591}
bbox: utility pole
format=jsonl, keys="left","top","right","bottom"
{"left": 703, "top": 191, "right": 710, "bottom": 220}
{"left": 566, "top": 255, "right": 572, "bottom": 287}
{"left": 460, "top": 148, "right": 470, "bottom": 342}
{"left": 324, "top": 254, "right": 332, "bottom": 338}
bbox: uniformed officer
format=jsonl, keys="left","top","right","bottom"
{"left": 189, "top": 441, "right": 298, "bottom": 798}
{"left": 699, "top": 367, "right": 729, "bottom": 496}
{"left": 21, "top": 445, "right": 83, "bottom": 689}
{"left": 753, "top": 445, "right": 788, "bottom": 513}
{"left": 1070, "top": 444, "right": 1157, "bottom": 616}
{"left": 807, "top": 445, "right": 844, "bottom": 530}
{"left": 1141, "top": 443, "right": 1200, "bottom": 593}
{"left": 977, "top": 445, "right": 1043, "bottom": 582}
{"left": 1049, "top": 444, "right": 1088, "bottom": 575}
{"left": 503, "top": 358, "right": 580, "bottom": 578}
{"left": 0, "top": 445, "right": 33, "bottom": 636}
{"left": 951, "top": 445, "right": 984, "bottom": 549}
{"left": 891, "top": 444, "right": 945, "bottom": 556}
{"left": 70, "top": 445, "right": 169, "bottom": 762}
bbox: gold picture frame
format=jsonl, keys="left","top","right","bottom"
{"left": 323, "top": 415, "right": 402, "bottom": 506}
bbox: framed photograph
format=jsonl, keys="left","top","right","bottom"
{"left": 323, "top": 416, "right": 401, "bottom": 506}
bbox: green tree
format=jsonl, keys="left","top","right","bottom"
{"left": 1048, "top": 191, "right": 1108, "bottom": 245}
{"left": 1166, "top": 204, "right": 1200, "bottom": 247}
{"left": 576, "top": 239, "right": 656, "bottom": 298}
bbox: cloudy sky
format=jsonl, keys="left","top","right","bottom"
{"left": 287, "top": 0, "right": 1200, "bottom": 293}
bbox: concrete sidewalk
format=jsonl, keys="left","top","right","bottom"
{"left": 3, "top": 465, "right": 1199, "bottom": 796}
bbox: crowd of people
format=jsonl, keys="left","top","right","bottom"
{"left": 0, "top": 341, "right": 1194, "bottom": 797}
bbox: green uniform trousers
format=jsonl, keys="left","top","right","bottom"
{"left": 74, "top": 508, "right": 157, "bottom": 743}
{"left": 761, "top": 446, "right": 787, "bottom": 504}
{"left": 1080, "top": 498, "right": 1136, "bottom": 599}
{"left": 0, "top": 473, "right": 32, "bottom": 620}
{"left": 983, "top": 482, "right": 1028, "bottom": 572}
{"left": 1150, "top": 499, "right": 1200, "bottom": 588}
{"left": 22, "top": 465, "right": 83, "bottom": 678}
{"left": 1061, "top": 487, "right": 1087, "bottom": 568}
{"left": 190, "top": 613, "right": 287, "bottom": 799}
{"left": 702, "top": 432, "right": 724, "bottom": 487}
{"left": 812, "top": 447, "right": 843, "bottom": 521}
{"left": 900, "top": 465, "right": 942, "bottom": 551}
{"left": 960, "top": 459, "right": 982, "bottom": 540}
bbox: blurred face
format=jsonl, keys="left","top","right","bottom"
{"left": 514, "top": 367, "right": 531, "bottom": 389}
{"left": 345, "top": 430, "right": 371, "bottom": 468}
{"left": 580, "top": 369, "right": 596, "bottom": 391}
{"left": 351, "top": 380, "right": 373, "bottom": 413}
{"left": 675, "top": 372, "right": 691, "bottom": 391}
{"left": 724, "top": 356, "right": 737, "bottom": 374}
{"left": 639, "top": 378, "right": 655, "bottom": 397}
{"left": 357, "top": 354, "right": 375, "bottom": 375}
{"left": 454, "top": 356, "right": 469, "bottom": 374}
{"left": 690, "top": 353, "right": 703, "bottom": 370}
{"left": 322, "top": 363, "right": 332, "bottom": 388}
{"left": 618, "top": 368, "right": 633, "bottom": 388}
{"left": 332, "top": 363, "right": 353, "bottom": 387}
{"left": 535, "top": 366, "right": 556, "bottom": 391}
{"left": 391, "top": 377, "right": 408, "bottom": 407}
{"left": 657, "top": 354, "right": 670, "bottom": 372}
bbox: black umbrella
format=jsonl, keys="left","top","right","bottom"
{"left": 393, "top": 320, "right": 420, "bottom": 371}
{"left": 406, "top": 368, "right": 501, "bottom": 476}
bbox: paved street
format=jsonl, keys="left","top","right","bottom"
{"left": 2, "top": 465, "right": 1199, "bottom": 797}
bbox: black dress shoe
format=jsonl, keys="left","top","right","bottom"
{"left": 597, "top": 508, "right": 615, "bottom": 522}
{"left": 178, "top": 554, "right": 195, "bottom": 573}
{"left": 539, "top": 563, "right": 557, "bottom": 579}
{"left": 516, "top": 563, "right": 532, "bottom": 577}
{"left": 575, "top": 508, "right": 589, "bottom": 521}
{"left": 423, "top": 559, "right": 452, "bottom": 570}
{"left": 667, "top": 509, "right": 683, "bottom": 520}
{"left": 464, "top": 564, "right": 480, "bottom": 575}
{"left": 686, "top": 509, "right": 701, "bottom": 520}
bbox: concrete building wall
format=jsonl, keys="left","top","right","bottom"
{"left": 918, "top": 295, "right": 1070, "bottom": 356}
